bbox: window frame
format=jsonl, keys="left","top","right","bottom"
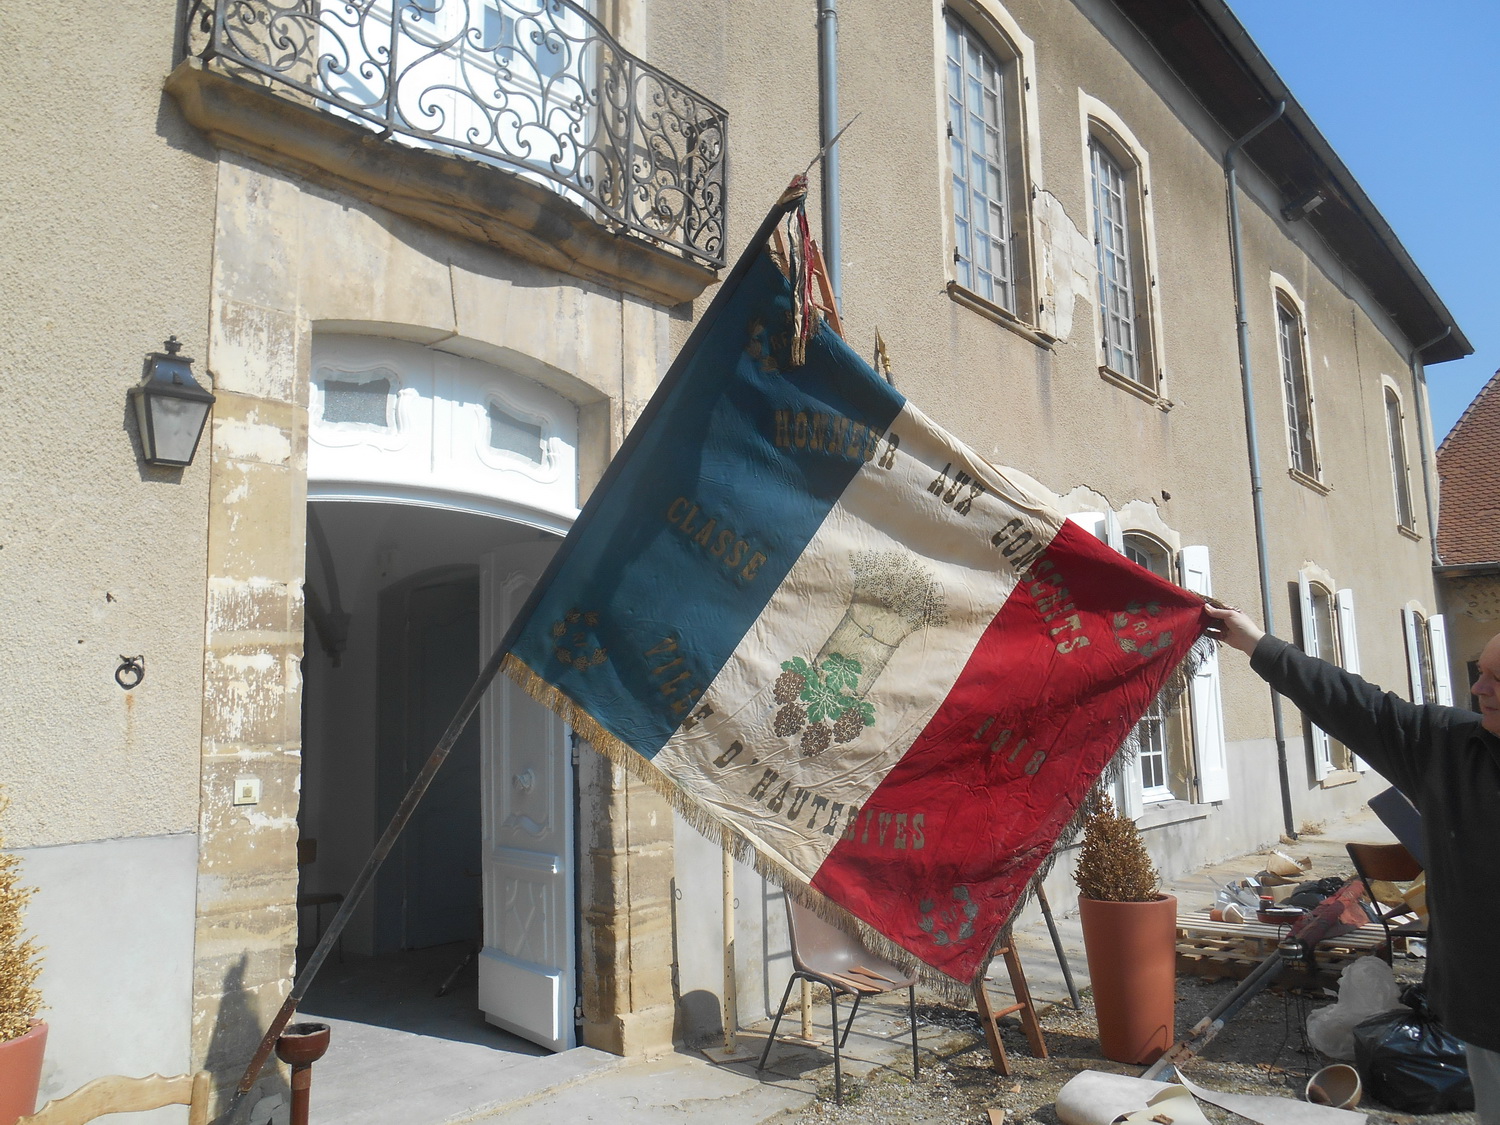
{"left": 1272, "top": 284, "right": 1321, "bottom": 484}
{"left": 1068, "top": 505, "right": 1218, "bottom": 812}
{"left": 1297, "top": 568, "right": 1364, "bottom": 780}
{"left": 1383, "top": 381, "right": 1417, "bottom": 531}
{"left": 1122, "top": 532, "right": 1179, "bottom": 805}
{"left": 1079, "top": 100, "right": 1162, "bottom": 397}
{"left": 942, "top": 4, "right": 1036, "bottom": 323}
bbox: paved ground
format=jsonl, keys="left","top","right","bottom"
{"left": 419, "top": 806, "right": 1402, "bottom": 1125}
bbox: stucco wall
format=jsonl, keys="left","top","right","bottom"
{"left": 0, "top": 2, "right": 217, "bottom": 848}
{"left": 642, "top": 0, "right": 1440, "bottom": 878}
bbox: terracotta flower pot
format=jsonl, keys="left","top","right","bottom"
{"left": 1079, "top": 894, "right": 1176, "bottom": 1065}
{"left": 0, "top": 1020, "right": 48, "bottom": 1125}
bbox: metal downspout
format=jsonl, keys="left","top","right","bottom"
{"left": 1410, "top": 328, "right": 1452, "bottom": 566}
{"left": 817, "top": 0, "right": 841, "bottom": 306}
{"left": 1225, "top": 101, "right": 1297, "bottom": 841}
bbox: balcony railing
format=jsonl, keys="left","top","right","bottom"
{"left": 186, "top": 0, "right": 727, "bottom": 268}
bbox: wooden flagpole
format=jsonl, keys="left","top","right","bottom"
{"left": 224, "top": 179, "right": 812, "bottom": 1120}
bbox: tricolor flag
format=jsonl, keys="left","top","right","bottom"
{"left": 501, "top": 195, "right": 1210, "bottom": 988}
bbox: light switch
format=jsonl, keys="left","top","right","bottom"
{"left": 233, "top": 777, "right": 262, "bottom": 806}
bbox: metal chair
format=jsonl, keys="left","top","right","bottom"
{"left": 1346, "top": 841, "right": 1427, "bottom": 962}
{"left": 757, "top": 898, "right": 919, "bottom": 1104}
{"left": 296, "top": 837, "right": 345, "bottom": 963}
{"left": 18, "top": 1072, "right": 211, "bottom": 1125}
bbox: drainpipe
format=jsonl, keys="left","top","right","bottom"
{"left": 1225, "top": 100, "right": 1298, "bottom": 842}
{"left": 817, "top": 0, "right": 841, "bottom": 306}
{"left": 1409, "top": 328, "right": 1451, "bottom": 566}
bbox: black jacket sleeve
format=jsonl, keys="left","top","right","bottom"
{"left": 1248, "top": 635, "right": 1439, "bottom": 798}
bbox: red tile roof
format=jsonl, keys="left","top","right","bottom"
{"left": 1438, "top": 369, "right": 1500, "bottom": 565}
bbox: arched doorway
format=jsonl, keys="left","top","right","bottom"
{"left": 297, "top": 335, "right": 580, "bottom": 1063}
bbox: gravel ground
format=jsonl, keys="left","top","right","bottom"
{"left": 792, "top": 963, "right": 1478, "bottom": 1125}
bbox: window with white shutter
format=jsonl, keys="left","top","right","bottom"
{"left": 1180, "top": 546, "right": 1229, "bottom": 802}
{"left": 1335, "top": 588, "right": 1367, "bottom": 771}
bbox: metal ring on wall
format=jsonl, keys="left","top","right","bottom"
{"left": 115, "top": 655, "right": 145, "bottom": 690}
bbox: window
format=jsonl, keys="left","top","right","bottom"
{"left": 1277, "top": 296, "right": 1318, "bottom": 479}
{"left": 488, "top": 401, "right": 545, "bottom": 463}
{"left": 1385, "top": 386, "right": 1416, "bottom": 529}
{"left": 946, "top": 14, "right": 1029, "bottom": 315}
{"left": 1068, "top": 509, "right": 1228, "bottom": 811}
{"left": 1086, "top": 128, "right": 1156, "bottom": 390}
{"left": 1402, "top": 607, "right": 1452, "bottom": 704}
{"left": 321, "top": 375, "right": 394, "bottom": 430}
{"left": 1297, "top": 572, "right": 1363, "bottom": 779}
{"left": 1123, "top": 534, "right": 1180, "bottom": 803}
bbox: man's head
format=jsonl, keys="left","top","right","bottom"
{"left": 1471, "top": 632, "right": 1500, "bottom": 737}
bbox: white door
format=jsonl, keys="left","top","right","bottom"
{"left": 479, "top": 541, "right": 574, "bottom": 1051}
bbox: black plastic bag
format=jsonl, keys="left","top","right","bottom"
{"left": 1285, "top": 876, "right": 1345, "bottom": 911}
{"left": 1352, "top": 984, "right": 1473, "bottom": 1114}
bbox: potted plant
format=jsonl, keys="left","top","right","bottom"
{"left": 0, "top": 791, "right": 45, "bottom": 1125}
{"left": 1074, "top": 794, "right": 1177, "bottom": 1065}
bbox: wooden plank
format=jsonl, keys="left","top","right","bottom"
{"left": 19, "top": 1073, "right": 200, "bottom": 1125}
{"left": 1177, "top": 911, "right": 1384, "bottom": 950}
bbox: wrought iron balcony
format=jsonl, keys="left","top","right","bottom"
{"left": 185, "top": 0, "right": 727, "bottom": 269}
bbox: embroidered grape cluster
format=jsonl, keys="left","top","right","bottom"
{"left": 772, "top": 655, "right": 876, "bottom": 755}
{"left": 832, "top": 706, "right": 865, "bottom": 744}
{"left": 773, "top": 704, "right": 806, "bottom": 737}
{"left": 773, "top": 669, "right": 807, "bottom": 704}
{"left": 800, "top": 723, "right": 831, "bottom": 757}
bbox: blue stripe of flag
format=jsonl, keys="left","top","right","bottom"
{"left": 509, "top": 251, "right": 906, "bottom": 758}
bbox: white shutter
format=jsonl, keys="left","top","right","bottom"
{"left": 1402, "top": 606, "right": 1425, "bottom": 703}
{"left": 1069, "top": 512, "right": 1142, "bottom": 815}
{"left": 1067, "top": 512, "right": 1107, "bottom": 538}
{"left": 1428, "top": 614, "right": 1454, "bottom": 706}
{"left": 1104, "top": 510, "right": 1124, "bottom": 552}
{"left": 1180, "top": 546, "right": 1229, "bottom": 802}
{"left": 1336, "top": 588, "right": 1367, "bottom": 771}
{"left": 1298, "top": 570, "right": 1334, "bottom": 779}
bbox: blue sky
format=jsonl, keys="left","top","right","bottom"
{"left": 1227, "top": 0, "right": 1499, "bottom": 441}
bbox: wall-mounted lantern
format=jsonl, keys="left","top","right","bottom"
{"left": 130, "top": 336, "right": 216, "bottom": 467}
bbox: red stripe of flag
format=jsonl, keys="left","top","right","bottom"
{"left": 810, "top": 520, "right": 1207, "bottom": 983}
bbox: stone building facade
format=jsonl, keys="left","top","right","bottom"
{"left": 0, "top": 0, "right": 1469, "bottom": 1116}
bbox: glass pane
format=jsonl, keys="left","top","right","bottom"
{"left": 1386, "top": 391, "right": 1414, "bottom": 526}
{"left": 488, "top": 402, "right": 544, "bottom": 462}
{"left": 323, "top": 378, "right": 392, "bottom": 427}
{"left": 486, "top": 405, "right": 546, "bottom": 462}
{"left": 946, "top": 15, "right": 1014, "bottom": 309}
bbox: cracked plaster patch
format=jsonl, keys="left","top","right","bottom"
{"left": 1035, "top": 190, "right": 1095, "bottom": 343}
{"left": 215, "top": 413, "right": 293, "bottom": 465}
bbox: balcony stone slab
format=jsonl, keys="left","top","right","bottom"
{"left": 166, "top": 59, "right": 719, "bottom": 309}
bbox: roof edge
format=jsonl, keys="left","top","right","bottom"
{"left": 1128, "top": 0, "right": 1473, "bottom": 365}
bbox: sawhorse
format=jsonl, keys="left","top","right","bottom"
{"left": 973, "top": 933, "right": 1048, "bottom": 1075}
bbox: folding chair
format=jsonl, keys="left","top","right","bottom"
{"left": 1346, "top": 840, "right": 1427, "bottom": 962}
{"left": 757, "top": 899, "right": 919, "bottom": 1104}
{"left": 18, "top": 1072, "right": 211, "bottom": 1125}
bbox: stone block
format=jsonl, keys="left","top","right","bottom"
{"left": 211, "top": 298, "right": 302, "bottom": 402}
{"left": 210, "top": 391, "right": 301, "bottom": 469}
{"left": 192, "top": 971, "right": 294, "bottom": 1075}
{"left": 620, "top": 292, "right": 667, "bottom": 403}
{"left": 298, "top": 198, "right": 457, "bottom": 336}
{"left": 206, "top": 575, "right": 300, "bottom": 637}
{"left": 192, "top": 902, "right": 297, "bottom": 1003}
{"left": 201, "top": 647, "right": 300, "bottom": 747}
{"left": 581, "top": 1003, "right": 675, "bottom": 1058}
{"left": 205, "top": 456, "right": 306, "bottom": 584}
{"left": 213, "top": 157, "right": 302, "bottom": 311}
{"left": 450, "top": 257, "right": 625, "bottom": 401}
